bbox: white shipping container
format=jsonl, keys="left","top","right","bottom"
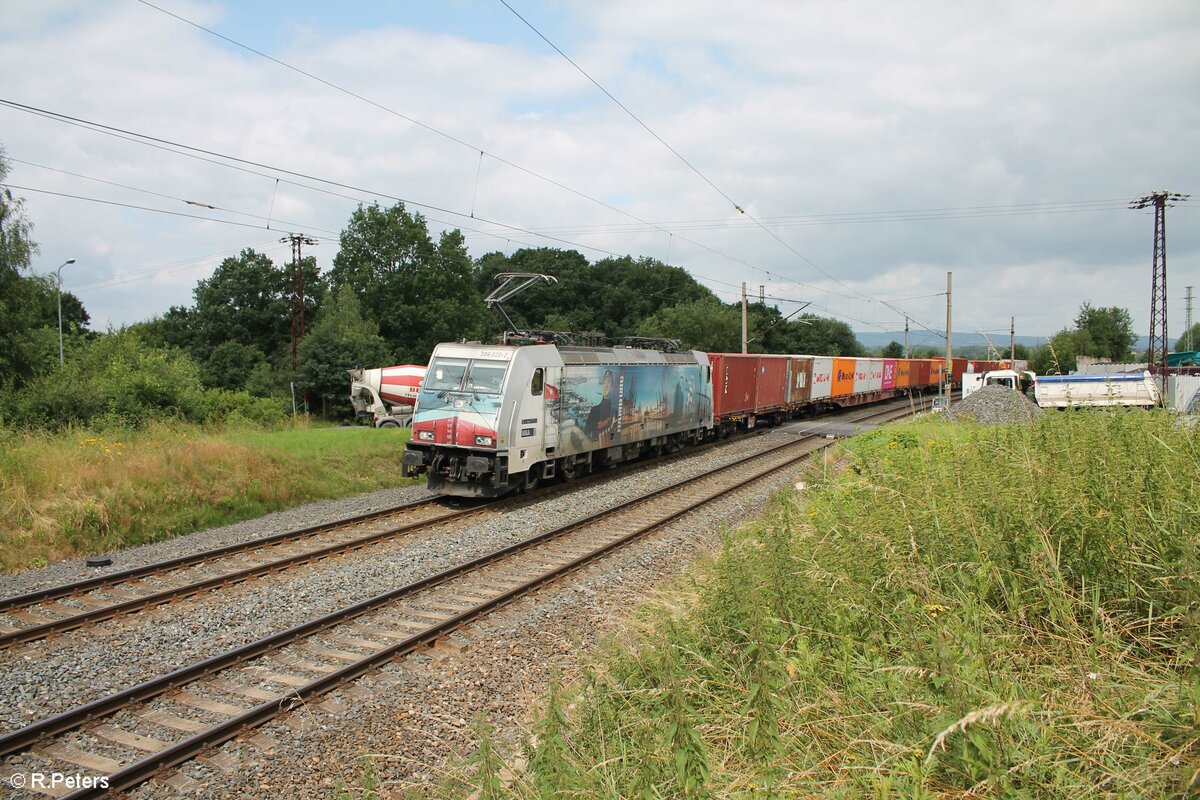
{"left": 811, "top": 357, "right": 834, "bottom": 400}
{"left": 854, "top": 358, "right": 884, "bottom": 394}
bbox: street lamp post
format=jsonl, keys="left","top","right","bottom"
{"left": 55, "top": 258, "right": 76, "bottom": 367}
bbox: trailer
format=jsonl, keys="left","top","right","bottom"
{"left": 1033, "top": 371, "right": 1161, "bottom": 409}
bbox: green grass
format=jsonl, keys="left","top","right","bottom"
{"left": 0, "top": 421, "right": 417, "bottom": 572}
{"left": 437, "top": 411, "right": 1199, "bottom": 799}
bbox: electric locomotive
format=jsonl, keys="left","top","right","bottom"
{"left": 402, "top": 341, "right": 714, "bottom": 497}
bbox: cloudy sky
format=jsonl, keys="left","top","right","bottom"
{"left": 2, "top": 0, "right": 1197, "bottom": 349}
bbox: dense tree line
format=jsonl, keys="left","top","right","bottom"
{"left": 1, "top": 148, "right": 89, "bottom": 394}
{"left": 0, "top": 145, "right": 1157, "bottom": 429}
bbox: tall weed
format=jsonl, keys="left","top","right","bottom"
{"left": 476, "top": 411, "right": 1199, "bottom": 798}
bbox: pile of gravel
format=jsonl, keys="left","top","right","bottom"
{"left": 949, "top": 385, "right": 1043, "bottom": 425}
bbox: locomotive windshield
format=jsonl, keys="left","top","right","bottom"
{"left": 425, "top": 356, "right": 508, "bottom": 396}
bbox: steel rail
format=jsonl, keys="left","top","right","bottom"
{"left": 0, "top": 399, "right": 921, "bottom": 783}
{"left": 0, "top": 396, "right": 923, "bottom": 648}
{"left": 0, "top": 502, "right": 475, "bottom": 648}
{"left": 0, "top": 496, "right": 447, "bottom": 613}
{"left": 62, "top": 434, "right": 846, "bottom": 799}
{"left": 60, "top": 401, "right": 925, "bottom": 798}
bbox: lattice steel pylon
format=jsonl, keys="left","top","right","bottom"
{"left": 1130, "top": 190, "right": 1188, "bottom": 398}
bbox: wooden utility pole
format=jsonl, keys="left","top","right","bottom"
{"left": 282, "top": 233, "right": 318, "bottom": 370}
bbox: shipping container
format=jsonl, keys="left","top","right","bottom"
{"left": 832, "top": 358, "right": 857, "bottom": 398}
{"left": 811, "top": 356, "right": 834, "bottom": 400}
{"left": 882, "top": 359, "right": 897, "bottom": 390}
{"left": 709, "top": 353, "right": 757, "bottom": 420}
{"left": 709, "top": 353, "right": 790, "bottom": 421}
{"left": 865, "top": 359, "right": 885, "bottom": 393}
{"left": 914, "top": 359, "right": 932, "bottom": 388}
{"left": 755, "top": 355, "right": 789, "bottom": 413}
{"left": 951, "top": 357, "right": 968, "bottom": 386}
{"left": 853, "top": 358, "right": 871, "bottom": 395}
{"left": 787, "top": 357, "right": 813, "bottom": 404}
{"left": 894, "top": 359, "right": 911, "bottom": 389}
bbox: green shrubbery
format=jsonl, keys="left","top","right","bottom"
{"left": 451, "top": 412, "right": 1198, "bottom": 798}
{"left": 3, "top": 330, "right": 286, "bottom": 430}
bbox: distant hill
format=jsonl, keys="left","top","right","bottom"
{"left": 854, "top": 330, "right": 1156, "bottom": 354}
{"left": 854, "top": 330, "right": 1044, "bottom": 351}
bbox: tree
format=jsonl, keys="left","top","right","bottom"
{"left": 0, "top": 145, "right": 36, "bottom": 274}
{"left": 881, "top": 341, "right": 904, "bottom": 358}
{"left": 201, "top": 342, "right": 268, "bottom": 392}
{"left": 191, "top": 248, "right": 322, "bottom": 363}
{"left": 328, "top": 203, "right": 483, "bottom": 364}
{"left": 1029, "top": 329, "right": 1091, "bottom": 374}
{"left": 638, "top": 298, "right": 741, "bottom": 351}
{"left": 13, "top": 329, "right": 209, "bottom": 429}
{"left": 772, "top": 314, "right": 864, "bottom": 356}
{"left": 1175, "top": 323, "right": 1200, "bottom": 353}
{"left": 475, "top": 248, "right": 718, "bottom": 343}
{"left": 1073, "top": 303, "right": 1135, "bottom": 362}
{"left": 295, "top": 286, "right": 392, "bottom": 418}
{"left": 0, "top": 146, "right": 89, "bottom": 392}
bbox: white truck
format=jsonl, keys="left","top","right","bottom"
{"left": 349, "top": 365, "right": 426, "bottom": 427}
{"left": 961, "top": 369, "right": 1035, "bottom": 400}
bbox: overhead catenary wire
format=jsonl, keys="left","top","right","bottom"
{"left": 498, "top": 2, "right": 952, "bottom": 333}
{"left": 7, "top": 158, "right": 343, "bottom": 237}
{"left": 0, "top": 97, "right": 806, "bottom": 309}
{"left": 129, "top": 4, "right": 910, "bottom": 322}
{"left": 0, "top": 98, "right": 634, "bottom": 261}
{"left": 73, "top": 242, "right": 289, "bottom": 292}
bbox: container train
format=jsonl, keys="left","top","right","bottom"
{"left": 401, "top": 341, "right": 1007, "bottom": 498}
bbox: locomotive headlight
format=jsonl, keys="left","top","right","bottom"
{"left": 418, "top": 430, "right": 434, "bottom": 441}
{"left": 475, "top": 435, "right": 494, "bottom": 446}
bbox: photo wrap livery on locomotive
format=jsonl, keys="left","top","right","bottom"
{"left": 403, "top": 343, "right": 714, "bottom": 497}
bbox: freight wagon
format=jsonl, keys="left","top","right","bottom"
{"left": 405, "top": 345, "right": 949, "bottom": 497}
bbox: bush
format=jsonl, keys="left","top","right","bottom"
{"left": 10, "top": 330, "right": 288, "bottom": 430}
{"left": 197, "top": 389, "right": 288, "bottom": 427}
{"left": 14, "top": 330, "right": 206, "bottom": 429}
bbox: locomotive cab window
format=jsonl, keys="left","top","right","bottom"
{"left": 425, "top": 357, "right": 469, "bottom": 392}
{"left": 425, "top": 357, "right": 509, "bottom": 395}
{"left": 531, "top": 368, "right": 544, "bottom": 396}
{"left": 465, "top": 359, "right": 508, "bottom": 395}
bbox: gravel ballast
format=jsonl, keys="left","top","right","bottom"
{"left": 0, "top": 432, "right": 805, "bottom": 738}
{"left": 948, "top": 384, "right": 1043, "bottom": 424}
{"left": 0, "top": 421, "right": 869, "bottom": 799}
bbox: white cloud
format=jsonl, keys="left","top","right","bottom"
{"left": 0, "top": 0, "right": 1196, "bottom": 340}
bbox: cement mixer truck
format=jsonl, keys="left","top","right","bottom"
{"left": 349, "top": 365, "right": 426, "bottom": 427}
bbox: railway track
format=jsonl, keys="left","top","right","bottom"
{"left": 0, "top": 498, "right": 472, "bottom": 648}
{"left": 0, "top": 396, "right": 926, "bottom": 650}
{"left": 0, "top": 400, "right": 921, "bottom": 798}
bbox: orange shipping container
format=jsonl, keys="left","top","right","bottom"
{"left": 895, "top": 359, "right": 911, "bottom": 388}
{"left": 832, "top": 358, "right": 857, "bottom": 398}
